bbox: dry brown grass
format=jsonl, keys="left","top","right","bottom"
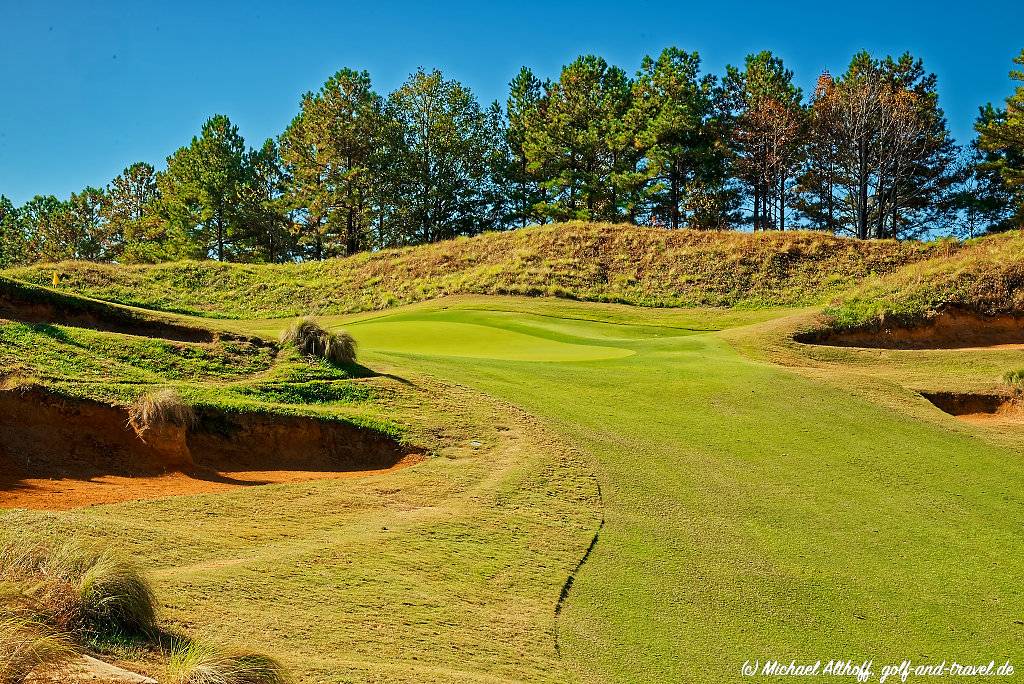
{"left": 0, "top": 538, "right": 157, "bottom": 638}
{"left": 280, "top": 317, "right": 357, "bottom": 365}
{"left": 165, "top": 640, "right": 290, "bottom": 684}
{"left": 0, "top": 611, "right": 74, "bottom": 684}
{"left": 128, "top": 388, "right": 196, "bottom": 436}
{"left": 5, "top": 222, "right": 945, "bottom": 318}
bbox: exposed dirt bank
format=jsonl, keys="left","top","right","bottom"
{"left": 797, "top": 308, "right": 1024, "bottom": 350}
{"left": 921, "top": 390, "right": 1023, "bottom": 421}
{"left": 0, "top": 387, "right": 421, "bottom": 510}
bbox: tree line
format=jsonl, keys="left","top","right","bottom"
{"left": 2, "top": 47, "right": 1024, "bottom": 266}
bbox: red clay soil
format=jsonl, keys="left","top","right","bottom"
{"left": 0, "top": 387, "right": 422, "bottom": 511}
{"left": 799, "top": 308, "right": 1024, "bottom": 350}
{"left": 921, "top": 390, "right": 1024, "bottom": 422}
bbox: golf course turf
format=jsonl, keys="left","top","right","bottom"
{"left": 2, "top": 284, "right": 1023, "bottom": 680}
{"left": 340, "top": 299, "right": 1024, "bottom": 681}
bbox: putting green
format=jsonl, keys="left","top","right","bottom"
{"left": 351, "top": 300, "right": 1024, "bottom": 683}
{"left": 347, "top": 311, "right": 638, "bottom": 362}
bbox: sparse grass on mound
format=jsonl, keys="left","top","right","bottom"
{"left": 280, "top": 317, "right": 357, "bottom": 365}
{"left": 820, "top": 231, "right": 1024, "bottom": 331}
{"left": 166, "top": 641, "right": 290, "bottom": 684}
{"left": 234, "top": 380, "right": 371, "bottom": 405}
{"left": 129, "top": 389, "right": 196, "bottom": 435}
{"left": 4, "top": 222, "right": 944, "bottom": 318}
{"left": 0, "top": 321, "right": 275, "bottom": 384}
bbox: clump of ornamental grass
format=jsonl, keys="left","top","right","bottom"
{"left": 280, "top": 317, "right": 357, "bottom": 365}
{"left": 1004, "top": 370, "right": 1024, "bottom": 391}
{"left": 0, "top": 611, "right": 75, "bottom": 684}
{"left": 0, "top": 538, "right": 157, "bottom": 639}
{"left": 129, "top": 388, "right": 196, "bottom": 436}
{"left": 165, "top": 640, "right": 291, "bottom": 684}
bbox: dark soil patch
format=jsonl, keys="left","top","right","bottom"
{"left": 921, "top": 390, "right": 1022, "bottom": 420}
{"left": 0, "top": 387, "right": 421, "bottom": 509}
{"left": 797, "top": 308, "right": 1024, "bottom": 350}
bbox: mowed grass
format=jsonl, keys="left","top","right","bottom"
{"left": 336, "top": 299, "right": 1024, "bottom": 682}
{"left": 3, "top": 293, "right": 1024, "bottom": 682}
{"left": 3, "top": 374, "right": 602, "bottom": 683}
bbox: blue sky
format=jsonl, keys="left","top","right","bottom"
{"left": 1, "top": 0, "right": 1021, "bottom": 204}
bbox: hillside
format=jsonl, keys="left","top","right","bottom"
{"left": 820, "top": 230, "right": 1024, "bottom": 329}
{"left": 5, "top": 222, "right": 945, "bottom": 319}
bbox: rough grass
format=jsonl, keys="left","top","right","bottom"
{"left": 1004, "top": 369, "right": 1024, "bottom": 389}
{"left": 279, "top": 317, "right": 357, "bottom": 365}
{"left": 165, "top": 641, "right": 290, "bottom": 684}
{"left": 4, "top": 222, "right": 944, "bottom": 318}
{"left": 129, "top": 388, "right": 196, "bottom": 435}
{"left": 0, "top": 612, "right": 74, "bottom": 684}
{"left": 821, "top": 231, "right": 1024, "bottom": 331}
{"left": 0, "top": 321, "right": 274, "bottom": 384}
{"left": 0, "top": 538, "right": 157, "bottom": 638}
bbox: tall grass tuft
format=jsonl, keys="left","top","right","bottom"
{"left": 129, "top": 388, "right": 196, "bottom": 436}
{"left": 280, "top": 317, "right": 357, "bottom": 365}
{"left": 1004, "top": 370, "right": 1024, "bottom": 390}
{"left": 76, "top": 550, "right": 157, "bottom": 636}
{"left": 166, "top": 640, "right": 290, "bottom": 684}
{"left": 0, "top": 612, "right": 75, "bottom": 684}
{"left": 0, "top": 539, "right": 157, "bottom": 638}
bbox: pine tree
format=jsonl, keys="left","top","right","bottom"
{"left": 0, "top": 195, "right": 27, "bottom": 267}
{"left": 159, "top": 115, "right": 250, "bottom": 261}
{"left": 63, "top": 186, "right": 112, "bottom": 260}
{"left": 241, "top": 139, "right": 293, "bottom": 262}
{"left": 17, "top": 195, "right": 68, "bottom": 262}
{"left": 502, "top": 67, "right": 547, "bottom": 227}
{"left": 975, "top": 49, "right": 1024, "bottom": 227}
{"left": 384, "top": 68, "right": 495, "bottom": 244}
{"left": 793, "top": 72, "right": 842, "bottom": 232}
{"left": 103, "top": 162, "right": 163, "bottom": 263}
{"left": 524, "top": 55, "right": 634, "bottom": 222}
{"left": 279, "top": 69, "right": 383, "bottom": 259}
{"left": 629, "top": 47, "right": 728, "bottom": 228}
{"left": 724, "top": 52, "right": 805, "bottom": 231}
{"left": 820, "top": 51, "right": 958, "bottom": 239}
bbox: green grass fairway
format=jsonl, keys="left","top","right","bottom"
{"left": 339, "top": 299, "right": 1024, "bottom": 683}
{"left": 4, "top": 294, "right": 1023, "bottom": 683}
{"left": 348, "top": 315, "right": 636, "bottom": 362}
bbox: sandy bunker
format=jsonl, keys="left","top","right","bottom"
{"left": 922, "top": 390, "right": 1024, "bottom": 422}
{"left": 798, "top": 308, "right": 1024, "bottom": 350}
{"left": 0, "top": 387, "right": 421, "bottom": 510}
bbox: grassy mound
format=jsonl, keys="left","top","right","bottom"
{"left": 4, "top": 223, "right": 943, "bottom": 318}
{"left": 820, "top": 231, "right": 1024, "bottom": 332}
{"left": 0, "top": 275, "right": 230, "bottom": 343}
